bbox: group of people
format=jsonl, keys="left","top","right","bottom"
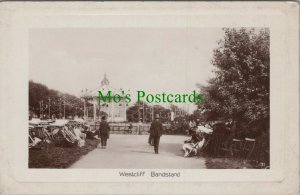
{"left": 97, "top": 114, "right": 164, "bottom": 154}
{"left": 94, "top": 116, "right": 261, "bottom": 159}
{"left": 97, "top": 115, "right": 207, "bottom": 154}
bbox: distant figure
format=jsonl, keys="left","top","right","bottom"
{"left": 150, "top": 114, "right": 163, "bottom": 154}
{"left": 182, "top": 118, "right": 190, "bottom": 132}
{"left": 98, "top": 116, "right": 110, "bottom": 149}
{"left": 128, "top": 123, "right": 133, "bottom": 134}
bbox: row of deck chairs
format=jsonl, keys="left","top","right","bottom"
{"left": 29, "top": 119, "right": 90, "bottom": 149}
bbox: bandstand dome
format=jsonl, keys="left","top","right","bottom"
{"left": 81, "top": 73, "right": 127, "bottom": 123}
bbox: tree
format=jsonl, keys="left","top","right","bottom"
{"left": 29, "top": 80, "right": 84, "bottom": 118}
{"left": 169, "top": 104, "right": 188, "bottom": 122}
{"left": 153, "top": 105, "right": 171, "bottom": 123}
{"left": 126, "top": 101, "right": 151, "bottom": 122}
{"left": 198, "top": 28, "right": 270, "bottom": 132}
{"left": 126, "top": 102, "right": 172, "bottom": 123}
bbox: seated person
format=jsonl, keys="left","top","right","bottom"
{"left": 184, "top": 129, "right": 203, "bottom": 144}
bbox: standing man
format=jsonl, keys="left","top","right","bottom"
{"left": 98, "top": 116, "right": 110, "bottom": 149}
{"left": 150, "top": 114, "right": 163, "bottom": 154}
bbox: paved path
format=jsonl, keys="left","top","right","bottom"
{"left": 70, "top": 134, "right": 206, "bottom": 169}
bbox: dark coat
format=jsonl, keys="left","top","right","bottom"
{"left": 99, "top": 121, "right": 110, "bottom": 139}
{"left": 150, "top": 120, "right": 163, "bottom": 137}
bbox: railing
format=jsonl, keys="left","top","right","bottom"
{"left": 89, "top": 122, "right": 151, "bottom": 135}
{"left": 88, "top": 122, "right": 187, "bottom": 135}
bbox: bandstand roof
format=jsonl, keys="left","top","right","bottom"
{"left": 81, "top": 74, "right": 121, "bottom": 99}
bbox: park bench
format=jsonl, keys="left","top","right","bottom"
{"left": 228, "top": 137, "right": 256, "bottom": 159}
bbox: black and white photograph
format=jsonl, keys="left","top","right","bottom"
{"left": 0, "top": 2, "right": 298, "bottom": 195}
{"left": 28, "top": 27, "right": 270, "bottom": 169}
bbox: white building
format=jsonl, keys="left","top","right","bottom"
{"left": 81, "top": 74, "right": 127, "bottom": 122}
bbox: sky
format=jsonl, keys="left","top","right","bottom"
{"left": 29, "top": 28, "right": 224, "bottom": 113}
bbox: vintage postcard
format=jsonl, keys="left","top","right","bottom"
{"left": 0, "top": 1, "right": 299, "bottom": 194}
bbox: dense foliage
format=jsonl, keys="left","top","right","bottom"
{"left": 126, "top": 101, "right": 188, "bottom": 123}
{"left": 197, "top": 28, "right": 270, "bottom": 163}
{"left": 198, "top": 28, "right": 270, "bottom": 132}
{"left": 29, "top": 80, "right": 84, "bottom": 119}
{"left": 126, "top": 101, "right": 173, "bottom": 123}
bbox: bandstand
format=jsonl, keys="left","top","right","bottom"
{"left": 81, "top": 74, "right": 127, "bottom": 122}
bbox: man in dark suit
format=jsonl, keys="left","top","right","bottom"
{"left": 150, "top": 114, "right": 163, "bottom": 154}
{"left": 98, "top": 116, "right": 110, "bottom": 149}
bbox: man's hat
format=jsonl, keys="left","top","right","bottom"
{"left": 155, "top": 114, "right": 160, "bottom": 119}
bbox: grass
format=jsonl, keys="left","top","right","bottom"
{"left": 204, "top": 157, "right": 269, "bottom": 169}
{"left": 29, "top": 139, "right": 100, "bottom": 168}
{"left": 205, "top": 157, "right": 254, "bottom": 169}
